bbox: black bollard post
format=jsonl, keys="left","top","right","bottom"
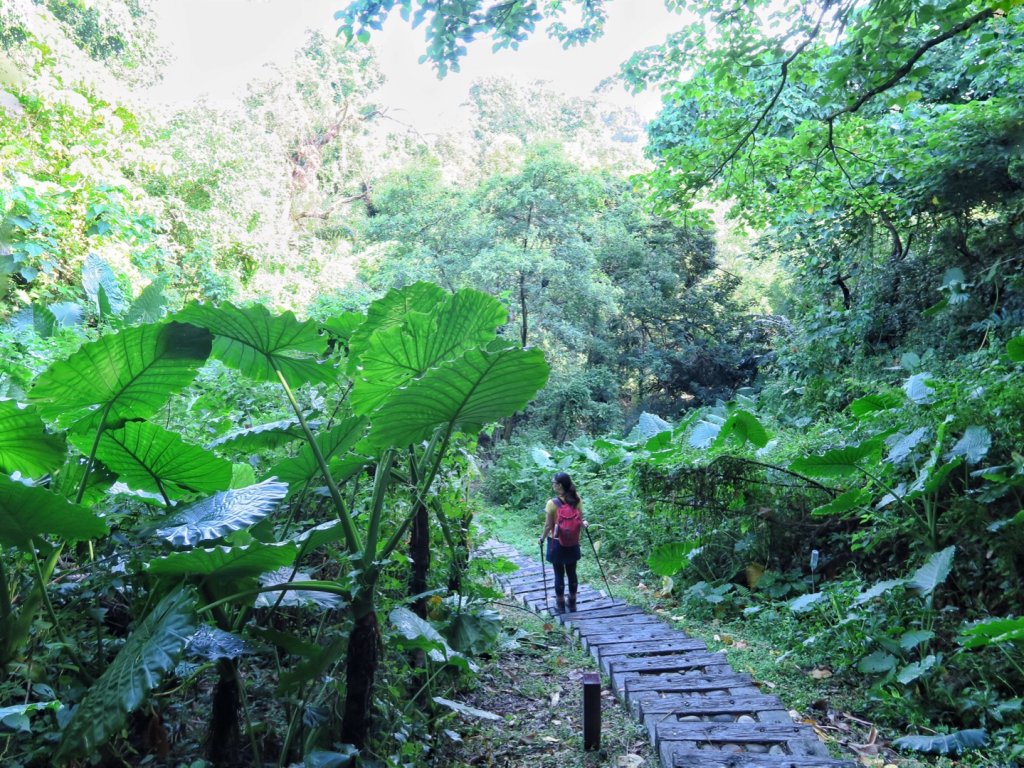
{"left": 582, "top": 672, "right": 601, "bottom": 750}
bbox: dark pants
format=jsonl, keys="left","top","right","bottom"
{"left": 552, "top": 562, "right": 578, "bottom": 596}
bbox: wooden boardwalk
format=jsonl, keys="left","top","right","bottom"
{"left": 480, "top": 540, "right": 856, "bottom": 768}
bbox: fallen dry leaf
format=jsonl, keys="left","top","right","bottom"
{"left": 807, "top": 667, "right": 833, "bottom": 679}
{"left": 549, "top": 692, "right": 560, "bottom": 706}
{"left": 616, "top": 754, "right": 645, "bottom": 768}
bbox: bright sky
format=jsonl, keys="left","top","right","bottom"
{"left": 144, "top": 0, "right": 677, "bottom": 132}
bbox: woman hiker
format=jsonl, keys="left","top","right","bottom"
{"left": 538, "top": 471, "right": 587, "bottom": 613}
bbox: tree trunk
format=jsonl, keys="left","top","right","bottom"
{"left": 518, "top": 271, "right": 529, "bottom": 348}
{"left": 340, "top": 610, "right": 380, "bottom": 748}
{"left": 207, "top": 658, "right": 240, "bottom": 767}
{"left": 409, "top": 501, "right": 430, "bottom": 619}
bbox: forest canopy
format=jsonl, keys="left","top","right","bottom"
{"left": 1, "top": 0, "right": 1023, "bottom": 765}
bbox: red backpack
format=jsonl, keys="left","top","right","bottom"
{"left": 553, "top": 499, "right": 582, "bottom": 547}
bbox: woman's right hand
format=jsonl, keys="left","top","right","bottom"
{"left": 538, "top": 536, "right": 545, "bottom": 546}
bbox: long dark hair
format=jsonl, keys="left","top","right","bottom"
{"left": 554, "top": 472, "right": 581, "bottom": 508}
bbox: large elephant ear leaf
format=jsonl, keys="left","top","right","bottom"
{"left": 208, "top": 418, "right": 305, "bottom": 453}
{"left": 0, "top": 476, "right": 107, "bottom": 548}
{"left": 72, "top": 422, "right": 232, "bottom": 500}
{"left": 346, "top": 282, "right": 447, "bottom": 374}
{"left": 56, "top": 588, "right": 197, "bottom": 760}
{"left": 351, "top": 289, "right": 508, "bottom": 414}
{"left": 28, "top": 322, "right": 212, "bottom": 430}
{"left": 0, "top": 401, "right": 66, "bottom": 477}
{"left": 151, "top": 478, "right": 289, "bottom": 547}
{"left": 368, "top": 345, "right": 549, "bottom": 449}
{"left": 146, "top": 542, "right": 299, "bottom": 581}
{"left": 176, "top": 303, "right": 333, "bottom": 387}
{"left": 267, "top": 416, "right": 367, "bottom": 491}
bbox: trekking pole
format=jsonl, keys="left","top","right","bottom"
{"left": 540, "top": 540, "right": 549, "bottom": 612}
{"left": 585, "top": 527, "right": 613, "bottom": 599}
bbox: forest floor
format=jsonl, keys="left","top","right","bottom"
{"left": 430, "top": 603, "right": 655, "bottom": 768}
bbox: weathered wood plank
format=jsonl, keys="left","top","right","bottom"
{"left": 639, "top": 693, "right": 785, "bottom": 716}
{"left": 610, "top": 652, "right": 728, "bottom": 675}
{"left": 660, "top": 743, "right": 855, "bottom": 768}
{"left": 559, "top": 604, "right": 646, "bottom": 622}
{"left": 599, "top": 637, "right": 707, "bottom": 658}
{"left": 613, "top": 665, "right": 736, "bottom": 697}
{"left": 625, "top": 673, "right": 754, "bottom": 694}
{"left": 600, "top": 642, "right": 713, "bottom": 675}
{"left": 654, "top": 722, "right": 808, "bottom": 745}
{"left": 582, "top": 628, "right": 684, "bottom": 651}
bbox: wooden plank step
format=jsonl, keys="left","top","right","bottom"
{"left": 639, "top": 693, "right": 785, "bottom": 716}
{"left": 581, "top": 628, "right": 684, "bottom": 651}
{"left": 597, "top": 637, "right": 707, "bottom": 658}
{"left": 625, "top": 672, "right": 754, "bottom": 694}
{"left": 559, "top": 603, "right": 645, "bottom": 621}
{"left": 611, "top": 652, "right": 727, "bottom": 675}
{"left": 660, "top": 744, "right": 856, "bottom": 768}
{"left": 613, "top": 665, "right": 736, "bottom": 697}
{"left": 654, "top": 722, "right": 812, "bottom": 746}
{"left": 599, "top": 641, "right": 711, "bottom": 676}
{"left": 555, "top": 598, "right": 632, "bottom": 617}
{"left": 570, "top": 615, "right": 666, "bottom": 635}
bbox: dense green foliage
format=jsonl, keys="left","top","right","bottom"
{"left": 2, "top": 0, "right": 1024, "bottom": 764}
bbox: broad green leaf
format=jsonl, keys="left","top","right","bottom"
{"left": 907, "top": 546, "right": 955, "bottom": 596}
{"left": 29, "top": 322, "right": 211, "bottom": 429}
{"left": 907, "top": 456, "right": 962, "bottom": 496}
{"left": 82, "top": 254, "right": 126, "bottom": 316}
{"left": 788, "top": 592, "right": 825, "bottom": 613}
{"left": 351, "top": 289, "right": 506, "bottom": 413}
{"left": 267, "top": 416, "right": 368, "bottom": 491}
{"left": 368, "top": 345, "right": 549, "bottom": 449}
{"left": 811, "top": 487, "right": 871, "bottom": 517}
{"left": 79, "top": 422, "right": 231, "bottom": 500}
{"left": 713, "top": 408, "right": 768, "bottom": 448}
{"left": 857, "top": 650, "right": 897, "bottom": 674}
{"left": 0, "top": 476, "right": 107, "bottom": 547}
{"left": 853, "top": 579, "right": 905, "bottom": 605}
{"left": 56, "top": 588, "right": 197, "bottom": 760}
{"left": 152, "top": 479, "right": 289, "bottom": 547}
{"left": 688, "top": 419, "right": 721, "bottom": 449}
{"left": 304, "top": 747, "right": 359, "bottom": 768}
{"left": 184, "top": 625, "right": 256, "bottom": 661}
{"left": 147, "top": 542, "right": 298, "bottom": 580}
{"left": 531, "top": 446, "right": 554, "bottom": 468}
{"left": 207, "top": 418, "right": 305, "bottom": 452}
{"left": 944, "top": 425, "right": 991, "bottom": 465}
{"left": 176, "top": 303, "right": 334, "bottom": 387}
{"left": 893, "top": 729, "right": 988, "bottom": 755}
{"left": 389, "top": 606, "right": 475, "bottom": 670}
{"left": 0, "top": 401, "right": 65, "bottom": 477}
{"left": 321, "top": 311, "right": 365, "bottom": 344}
{"left": 432, "top": 696, "right": 500, "bottom": 720}
{"left": 123, "top": 279, "right": 167, "bottom": 325}
{"left": 648, "top": 540, "right": 700, "bottom": 576}
{"left": 346, "top": 282, "right": 447, "bottom": 373}
{"left": 255, "top": 568, "right": 345, "bottom": 609}
{"left": 899, "top": 630, "right": 934, "bottom": 651}
{"left": 903, "top": 372, "right": 936, "bottom": 404}
{"left": 897, "top": 655, "right": 937, "bottom": 684}
{"left": 789, "top": 438, "right": 883, "bottom": 478}
{"left": 1008, "top": 336, "right": 1024, "bottom": 362}
{"left": 632, "top": 411, "right": 672, "bottom": 441}
{"left": 886, "top": 427, "right": 929, "bottom": 465}
{"left": 959, "top": 616, "right": 1024, "bottom": 648}
{"left": 293, "top": 520, "right": 347, "bottom": 551}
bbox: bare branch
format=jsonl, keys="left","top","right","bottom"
{"left": 824, "top": 6, "right": 998, "bottom": 121}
